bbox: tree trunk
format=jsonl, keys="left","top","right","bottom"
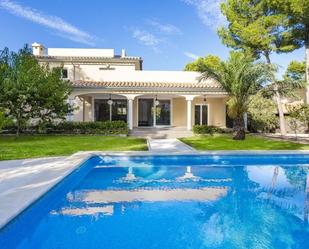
{"left": 15, "top": 112, "right": 20, "bottom": 137}
{"left": 233, "top": 115, "right": 245, "bottom": 140}
{"left": 264, "top": 52, "right": 286, "bottom": 136}
{"left": 274, "top": 84, "right": 287, "bottom": 136}
{"left": 267, "top": 166, "right": 279, "bottom": 199}
{"left": 305, "top": 28, "right": 309, "bottom": 133}
{"left": 16, "top": 121, "right": 20, "bottom": 137}
{"left": 305, "top": 26, "right": 309, "bottom": 105}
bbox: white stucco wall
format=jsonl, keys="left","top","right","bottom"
{"left": 72, "top": 96, "right": 92, "bottom": 122}
{"left": 42, "top": 62, "right": 137, "bottom": 81}
{"left": 173, "top": 97, "right": 227, "bottom": 127}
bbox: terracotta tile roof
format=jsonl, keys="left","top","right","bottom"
{"left": 35, "top": 55, "right": 142, "bottom": 61}
{"left": 72, "top": 80, "right": 223, "bottom": 89}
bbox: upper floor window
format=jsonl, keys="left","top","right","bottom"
{"left": 61, "top": 68, "right": 68, "bottom": 79}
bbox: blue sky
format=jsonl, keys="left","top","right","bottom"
{"left": 0, "top": 0, "right": 304, "bottom": 75}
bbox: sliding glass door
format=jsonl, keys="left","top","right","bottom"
{"left": 138, "top": 98, "right": 171, "bottom": 127}
{"left": 95, "top": 99, "right": 127, "bottom": 122}
{"left": 138, "top": 99, "right": 153, "bottom": 126}
{"left": 111, "top": 100, "right": 127, "bottom": 122}
{"left": 95, "top": 99, "right": 110, "bottom": 121}
{"left": 155, "top": 100, "right": 171, "bottom": 126}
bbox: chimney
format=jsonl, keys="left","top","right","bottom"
{"left": 31, "top": 42, "right": 45, "bottom": 56}
{"left": 121, "top": 49, "right": 126, "bottom": 58}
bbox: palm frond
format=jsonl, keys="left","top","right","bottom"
{"left": 200, "top": 52, "right": 272, "bottom": 120}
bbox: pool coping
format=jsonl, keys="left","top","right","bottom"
{"left": 1, "top": 149, "right": 309, "bottom": 230}
{"left": 0, "top": 153, "right": 93, "bottom": 230}
{"left": 89, "top": 150, "right": 309, "bottom": 156}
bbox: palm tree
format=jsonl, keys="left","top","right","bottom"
{"left": 199, "top": 52, "right": 271, "bottom": 140}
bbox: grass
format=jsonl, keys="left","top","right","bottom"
{"left": 180, "top": 134, "right": 309, "bottom": 150}
{"left": 0, "top": 135, "right": 147, "bottom": 161}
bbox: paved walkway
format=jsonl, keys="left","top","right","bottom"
{"left": 148, "top": 138, "right": 196, "bottom": 153}
{"left": 0, "top": 153, "right": 91, "bottom": 229}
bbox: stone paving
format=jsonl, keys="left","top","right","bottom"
{"left": 0, "top": 153, "right": 91, "bottom": 228}
{"left": 147, "top": 138, "right": 196, "bottom": 153}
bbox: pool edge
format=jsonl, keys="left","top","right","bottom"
{"left": 1, "top": 149, "right": 309, "bottom": 229}
{"left": 85, "top": 150, "right": 309, "bottom": 156}
{"left": 0, "top": 152, "right": 94, "bottom": 230}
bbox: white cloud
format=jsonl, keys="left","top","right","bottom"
{"left": 184, "top": 51, "right": 199, "bottom": 60}
{"left": 131, "top": 28, "right": 162, "bottom": 51}
{"left": 128, "top": 19, "right": 180, "bottom": 53}
{"left": 147, "top": 19, "right": 182, "bottom": 35}
{"left": 0, "top": 0, "right": 96, "bottom": 45}
{"left": 182, "top": 0, "right": 226, "bottom": 31}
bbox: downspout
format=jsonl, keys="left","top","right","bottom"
{"left": 71, "top": 57, "right": 83, "bottom": 121}
{"left": 71, "top": 57, "right": 76, "bottom": 81}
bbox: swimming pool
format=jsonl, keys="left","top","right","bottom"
{"left": 0, "top": 154, "right": 309, "bottom": 249}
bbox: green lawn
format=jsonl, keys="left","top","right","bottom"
{"left": 180, "top": 134, "right": 309, "bottom": 150}
{"left": 0, "top": 135, "right": 147, "bottom": 161}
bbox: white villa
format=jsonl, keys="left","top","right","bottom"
{"left": 32, "top": 42, "right": 230, "bottom": 131}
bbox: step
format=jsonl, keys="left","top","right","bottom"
{"left": 129, "top": 128, "right": 193, "bottom": 139}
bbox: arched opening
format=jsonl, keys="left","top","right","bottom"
{"left": 73, "top": 93, "right": 128, "bottom": 123}
{"left": 92, "top": 93, "right": 127, "bottom": 122}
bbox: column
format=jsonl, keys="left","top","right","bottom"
{"left": 187, "top": 99, "right": 192, "bottom": 130}
{"left": 153, "top": 98, "right": 157, "bottom": 127}
{"left": 182, "top": 95, "right": 197, "bottom": 131}
{"left": 122, "top": 94, "right": 140, "bottom": 130}
{"left": 82, "top": 97, "right": 86, "bottom": 122}
{"left": 127, "top": 98, "right": 133, "bottom": 130}
{"left": 91, "top": 96, "right": 95, "bottom": 121}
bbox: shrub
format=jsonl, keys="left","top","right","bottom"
{"left": 50, "top": 121, "right": 128, "bottom": 135}
{"left": 248, "top": 93, "right": 278, "bottom": 132}
{"left": 2, "top": 120, "right": 128, "bottom": 135}
{"left": 0, "top": 110, "right": 14, "bottom": 133}
{"left": 287, "top": 104, "right": 308, "bottom": 138}
{"left": 0, "top": 111, "right": 6, "bottom": 132}
{"left": 193, "top": 125, "right": 225, "bottom": 135}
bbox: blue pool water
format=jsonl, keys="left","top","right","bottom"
{"left": 0, "top": 154, "right": 309, "bottom": 249}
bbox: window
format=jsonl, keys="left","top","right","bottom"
{"left": 61, "top": 68, "right": 68, "bottom": 79}
{"left": 194, "top": 105, "right": 208, "bottom": 125}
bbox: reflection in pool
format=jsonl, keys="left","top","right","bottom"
{"left": 0, "top": 155, "right": 309, "bottom": 249}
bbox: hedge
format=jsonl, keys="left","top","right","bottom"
{"left": 193, "top": 125, "right": 225, "bottom": 135}
{"left": 2, "top": 120, "right": 128, "bottom": 135}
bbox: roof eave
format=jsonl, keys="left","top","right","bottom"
{"left": 72, "top": 86, "right": 227, "bottom": 94}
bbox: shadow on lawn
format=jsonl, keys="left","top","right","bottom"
{"left": 180, "top": 135, "right": 309, "bottom": 150}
